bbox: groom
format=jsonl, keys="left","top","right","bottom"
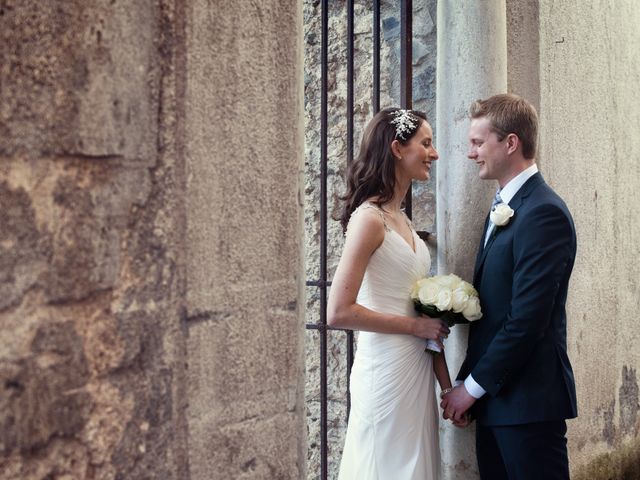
{"left": 441, "top": 94, "right": 577, "bottom": 479}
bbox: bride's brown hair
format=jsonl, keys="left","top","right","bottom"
{"left": 339, "top": 107, "right": 427, "bottom": 232}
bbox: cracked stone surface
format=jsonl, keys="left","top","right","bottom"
{"left": 0, "top": 0, "right": 189, "bottom": 477}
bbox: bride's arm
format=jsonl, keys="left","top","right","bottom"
{"left": 435, "top": 351, "right": 471, "bottom": 426}
{"left": 327, "top": 209, "right": 448, "bottom": 343}
{"left": 433, "top": 352, "right": 452, "bottom": 392}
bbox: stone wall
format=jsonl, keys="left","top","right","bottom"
{"left": 183, "top": 0, "right": 306, "bottom": 478}
{"left": 0, "top": 1, "right": 188, "bottom": 477}
{"left": 0, "top": 1, "right": 306, "bottom": 479}
{"left": 303, "top": 1, "right": 437, "bottom": 477}
{"left": 536, "top": 1, "right": 640, "bottom": 477}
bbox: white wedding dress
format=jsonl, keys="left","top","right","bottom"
{"left": 338, "top": 203, "right": 440, "bottom": 480}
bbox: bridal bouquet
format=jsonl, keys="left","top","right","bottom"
{"left": 410, "top": 274, "right": 482, "bottom": 353}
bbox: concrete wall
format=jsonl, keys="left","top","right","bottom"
{"left": 437, "top": 1, "right": 640, "bottom": 478}
{"left": 184, "top": 0, "right": 306, "bottom": 478}
{"left": 0, "top": 1, "right": 306, "bottom": 479}
{"left": 506, "top": 0, "right": 540, "bottom": 114}
{"left": 0, "top": 1, "right": 189, "bottom": 478}
{"left": 537, "top": 1, "right": 640, "bottom": 477}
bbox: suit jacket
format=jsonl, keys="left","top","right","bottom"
{"left": 457, "top": 172, "right": 578, "bottom": 426}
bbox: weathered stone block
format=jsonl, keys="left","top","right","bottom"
{"left": 0, "top": 0, "right": 157, "bottom": 160}
{"left": 0, "top": 181, "right": 51, "bottom": 311}
{"left": 0, "top": 321, "right": 90, "bottom": 454}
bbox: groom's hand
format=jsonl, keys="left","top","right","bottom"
{"left": 441, "top": 385, "right": 476, "bottom": 422}
{"left": 452, "top": 413, "right": 471, "bottom": 428}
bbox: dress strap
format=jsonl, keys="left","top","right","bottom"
{"left": 352, "top": 202, "right": 391, "bottom": 232}
{"left": 400, "top": 210, "right": 415, "bottom": 232}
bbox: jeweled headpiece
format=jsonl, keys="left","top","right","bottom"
{"left": 389, "top": 109, "right": 418, "bottom": 141}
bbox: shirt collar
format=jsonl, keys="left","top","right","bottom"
{"left": 499, "top": 164, "right": 539, "bottom": 205}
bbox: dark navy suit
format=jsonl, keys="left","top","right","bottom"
{"left": 457, "top": 172, "right": 577, "bottom": 479}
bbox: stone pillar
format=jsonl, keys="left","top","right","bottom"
{"left": 0, "top": 0, "right": 305, "bottom": 478}
{"left": 183, "top": 1, "right": 306, "bottom": 479}
{"left": 0, "top": 1, "right": 190, "bottom": 478}
{"left": 436, "top": 1, "right": 507, "bottom": 478}
{"left": 506, "top": 0, "right": 540, "bottom": 113}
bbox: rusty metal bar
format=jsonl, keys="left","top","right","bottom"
{"left": 373, "top": 0, "right": 381, "bottom": 113}
{"left": 347, "top": 0, "right": 354, "bottom": 166}
{"left": 346, "top": 329, "right": 354, "bottom": 420}
{"left": 319, "top": 0, "right": 329, "bottom": 477}
{"left": 306, "top": 324, "right": 354, "bottom": 333}
{"left": 306, "top": 280, "right": 332, "bottom": 287}
{"left": 400, "top": 0, "right": 413, "bottom": 219}
{"left": 345, "top": 0, "right": 356, "bottom": 422}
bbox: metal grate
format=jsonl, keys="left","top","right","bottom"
{"left": 305, "top": 1, "right": 417, "bottom": 478}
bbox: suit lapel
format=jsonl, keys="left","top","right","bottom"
{"left": 473, "top": 173, "right": 545, "bottom": 283}
{"left": 473, "top": 215, "right": 490, "bottom": 284}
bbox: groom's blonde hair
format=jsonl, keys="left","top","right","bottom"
{"left": 470, "top": 94, "right": 538, "bottom": 159}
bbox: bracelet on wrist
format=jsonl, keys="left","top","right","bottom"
{"left": 440, "top": 387, "right": 453, "bottom": 398}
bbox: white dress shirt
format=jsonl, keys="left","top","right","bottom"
{"left": 483, "top": 164, "right": 540, "bottom": 246}
{"left": 465, "top": 163, "right": 539, "bottom": 399}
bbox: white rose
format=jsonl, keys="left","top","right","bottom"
{"left": 490, "top": 203, "right": 515, "bottom": 227}
{"left": 418, "top": 278, "right": 440, "bottom": 305}
{"left": 451, "top": 288, "right": 470, "bottom": 313}
{"left": 459, "top": 280, "right": 479, "bottom": 297}
{"left": 462, "top": 296, "right": 483, "bottom": 321}
{"left": 434, "top": 274, "right": 462, "bottom": 290}
{"left": 434, "top": 289, "right": 453, "bottom": 311}
{"left": 411, "top": 278, "right": 427, "bottom": 300}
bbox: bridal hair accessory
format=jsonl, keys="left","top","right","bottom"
{"left": 390, "top": 109, "right": 418, "bottom": 140}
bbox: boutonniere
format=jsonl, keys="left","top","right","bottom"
{"left": 490, "top": 203, "right": 515, "bottom": 229}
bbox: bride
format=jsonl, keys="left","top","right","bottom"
{"left": 328, "top": 108, "right": 453, "bottom": 479}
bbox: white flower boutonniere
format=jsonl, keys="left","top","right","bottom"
{"left": 490, "top": 203, "right": 515, "bottom": 227}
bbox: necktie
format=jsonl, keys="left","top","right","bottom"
{"left": 491, "top": 189, "right": 503, "bottom": 210}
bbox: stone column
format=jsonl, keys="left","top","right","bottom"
{"left": 183, "top": 1, "right": 306, "bottom": 479}
{"left": 0, "top": 1, "right": 190, "bottom": 478}
{"left": 506, "top": 0, "right": 540, "bottom": 113}
{"left": 436, "top": 1, "right": 507, "bottom": 479}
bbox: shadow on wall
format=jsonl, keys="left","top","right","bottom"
{"left": 574, "top": 435, "right": 640, "bottom": 480}
{"left": 575, "top": 365, "right": 640, "bottom": 479}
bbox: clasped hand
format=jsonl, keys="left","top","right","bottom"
{"left": 440, "top": 385, "right": 475, "bottom": 427}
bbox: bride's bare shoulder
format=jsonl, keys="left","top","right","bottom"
{"left": 346, "top": 201, "right": 387, "bottom": 241}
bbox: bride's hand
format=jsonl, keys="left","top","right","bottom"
{"left": 452, "top": 413, "right": 471, "bottom": 428}
{"left": 411, "top": 315, "right": 450, "bottom": 345}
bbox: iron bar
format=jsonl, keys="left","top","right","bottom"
{"left": 400, "top": 0, "right": 413, "bottom": 219}
{"left": 373, "top": 0, "right": 381, "bottom": 113}
{"left": 306, "top": 323, "right": 354, "bottom": 333}
{"left": 306, "top": 280, "right": 332, "bottom": 287}
{"left": 346, "top": 0, "right": 356, "bottom": 423}
{"left": 400, "top": 0, "right": 413, "bottom": 109}
{"left": 347, "top": 0, "right": 354, "bottom": 166}
{"left": 320, "top": 1, "right": 329, "bottom": 478}
{"left": 346, "top": 330, "right": 354, "bottom": 419}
